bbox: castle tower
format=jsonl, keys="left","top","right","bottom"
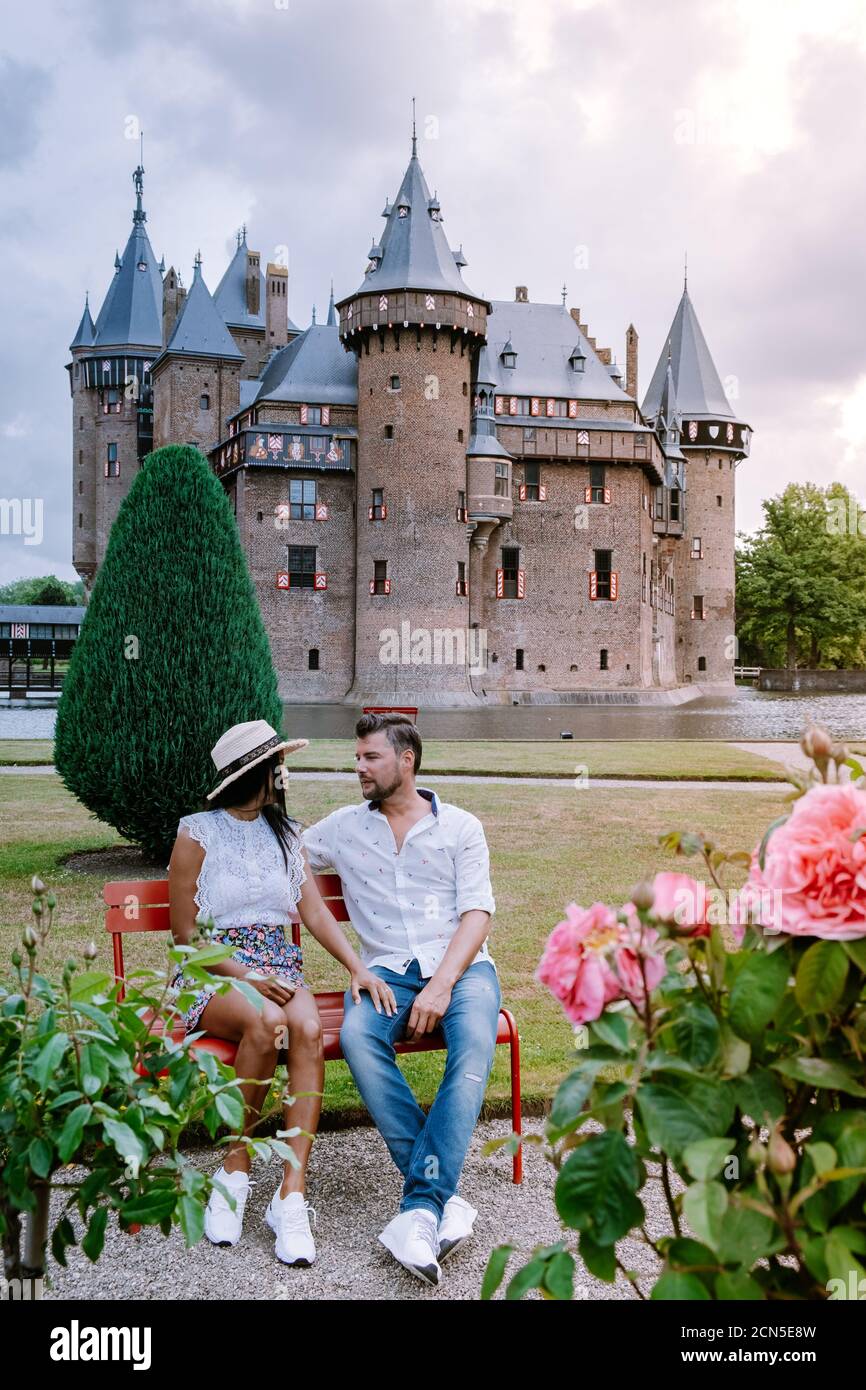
{"left": 68, "top": 164, "right": 163, "bottom": 593}
{"left": 643, "top": 280, "right": 752, "bottom": 687}
{"left": 214, "top": 230, "right": 300, "bottom": 378}
{"left": 150, "top": 254, "right": 243, "bottom": 452}
{"left": 336, "top": 129, "right": 490, "bottom": 703}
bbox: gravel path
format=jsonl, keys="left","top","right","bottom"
{"left": 42, "top": 1119, "right": 670, "bottom": 1301}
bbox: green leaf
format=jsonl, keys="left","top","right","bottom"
{"left": 716, "top": 1199, "right": 781, "bottom": 1266}
{"left": 57, "top": 1104, "right": 91, "bottom": 1163}
{"left": 733, "top": 1068, "right": 787, "bottom": 1125}
{"left": 548, "top": 1063, "right": 603, "bottom": 1138}
{"left": 555, "top": 1130, "right": 643, "bottom": 1245}
{"left": 683, "top": 1138, "right": 734, "bottom": 1182}
{"left": 682, "top": 1181, "right": 728, "bottom": 1250}
{"left": 728, "top": 948, "right": 790, "bottom": 1042}
{"left": 505, "top": 1255, "right": 547, "bottom": 1300}
{"left": 51, "top": 1216, "right": 77, "bottom": 1269}
{"left": 715, "top": 1269, "right": 765, "bottom": 1300}
{"left": 636, "top": 1078, "right": 735, "bottom": 1161}
{"left": 719, "top": 1026, "right": 751, "bottom": 1078}
{"left": 579, "top": 1231, "right": 617, "bottom": 1282}
{"left": 101, "top": 1116, "right": 147, "bottom": 1167}
{"left": 178, "top": 1194, "right": 205, "bottom": 1248}
{"left": 542, "top": 1250, "right": 575, "bottom": 1301}
{"left": 121, "top": 1189, "right": 177, "bottom": 1225}
{"left": 825, "top": 1232, "right": 866, "bottom": 1290}
{"left": 842, "top": 939, "right": 866, "bottom": 974}
{"left": 772, "top": 1057, "right": 866, "bottom": 1098}
{"left": 69, "top": 971, "right": 113, "bottom": 1002}
{"left": 651, "top": 1270, "right": 710, "bottom": 1300}
{"left": 33, "top": 1032, "right": 70, "bottom": 1092}
{"left": 214, "top": 1090, "right": 244, "bottom": 1129}
{"left": 81, "top": 1205, "right": 109, "bottom": 1262}
{"left": 481, "top": 1244, "right": 514, "bottom": 1300}
{"left": 672, "top": 1002, "right": 721, "bottom": 1068}
{"left": 589, "top": 1013, "right": 631, "bottom": 1053}
{"left": 28, "top": 1136, "right": 53, "bottom": 1179}
{"left": 795, "top": 940, "right": 848, "bottom": 1013}
{"left": 805, "top": 1142, "right": 837, "bottom": 1176}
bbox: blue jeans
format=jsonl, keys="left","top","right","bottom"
{"left": 340, "top": 959, "right": 501, "bottom": 1221}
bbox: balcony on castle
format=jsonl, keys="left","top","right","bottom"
{"left": 652, "top": 485, "right": 685, "bottom": 538}
{"left": 210, "top": 425, "right": 357, "bottom": 479}
{"left": 467, "top": 452, "right": 513, "bottom": 524}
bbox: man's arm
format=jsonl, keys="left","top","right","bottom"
{"left": 301, "top": 809, "right": 339, "bottom": 873}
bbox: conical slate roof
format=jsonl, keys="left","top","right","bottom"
{"left": 92, "top": 170, "right": 164, "bottom": 350}
{"left": 70, "top": 296, "right": 95, "bottom": 350}
{"left": 642, "top": 286, "right": 736, "bottom": 421}
{"left": 254, "top": 322, "right": 357, "bottom": 405}
{"left": 214, "top": 234, "right": 266, "bottom": 330}
{"left": 164, "top": 260, "right": 243, "bottom": 359}
{"left": 350, "top": 143, "right": 477, "bottom": 298}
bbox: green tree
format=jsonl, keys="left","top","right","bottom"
{"left": 54, "top": 445, "right": 283, "bottom": 857}
{"left": 0, "top": 575, "right": 84, "bottom": 605}
{"left": 736, "top": 482, "right": 866, "bottom": 669}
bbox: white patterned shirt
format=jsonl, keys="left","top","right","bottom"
{"left": 302, "top": 789, "right": 496, "bottom": 979}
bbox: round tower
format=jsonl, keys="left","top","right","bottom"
{"left": 337, "top": 132, "right": 489, "bottom": 703}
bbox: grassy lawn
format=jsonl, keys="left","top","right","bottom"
{"left": 0, "top": 737, "right": 786, "bottom": 780}
{"left": 0, "top": 770, "right": 785, "bottom": 1123}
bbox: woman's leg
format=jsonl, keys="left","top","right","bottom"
{"left": 197, "top": 988, "right": 285, "bottom": 1175}
{"left": 277, "top": 988, "right": 324, "bottom": 1196}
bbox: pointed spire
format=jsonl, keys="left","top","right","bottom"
{"left": 312, "top": 304, "right": 317, "bottom": 325}
{"left": 132, "top": 161, "right": 146, "bottom": 225}
{"left": 92, "top": 163, "right": 163, "bottom": 348}
{"left": 326, "top": 281, "right": 336, "bottom": 326}
{"left": 684, "top": 249, "right": 688, "bottom": 291}
{"left": 561, "top": 282, "right": 568, "bottom": 306}
{"left": 213, "top": 231, "right": 265, "bottom": 329}
{"left": 642, "top": 281, "right": 738, "bottom": 422}
{"left": 161, "top": 258, "right": 244, "bottom": 360}
{"left": 114, "top": 250, "right": 122, "bottom": 271}
{"left": 411, "top": 96, "right": 417, "bottom": 158}
{"left": 158, "top": 254, "right": 165, "bottom": 274}
{"left": 69, "top": 293, "right": 95, "bottom": 350}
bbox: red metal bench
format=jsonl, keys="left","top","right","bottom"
{"left": 361, "top": 705, "right": 419, "bottom": 721}
{"left": 104, "top": 875, "right": 522, "bottom": 1182}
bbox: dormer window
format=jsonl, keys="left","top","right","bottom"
{"left": 500, "top": 339, "right": 517, "bottom": 371}
{"left": 397, "top": 197, "right": 410, "bottom": 218}
{"left": 569, "top": 343, "right": 587, "bottom": 373}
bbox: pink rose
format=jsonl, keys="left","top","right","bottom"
{"left": 650, "top": 872, "right": 713, "bottom": 937}
{"left": 536, "top": 903, "right": 623, "bottom": 1025}
{"left": 615, "top": 923, "right": 667, "bottom": 1009}
{"left": 746, "top": 783, "right": 866, "bottom": 939}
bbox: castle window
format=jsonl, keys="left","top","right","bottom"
{"left": 692, "top": 595, "right": 705, "bottom": 620}
{"left": 287, "top": 545, "right": 317, "bottom": 589}
{"left": 717, "top": 494, "right": 723, "bottom": 507}
{"left": 390, "top": 375, "right": 401, "bottom": 391}
{"left": 456, "top": 561, "right": 468, "bottom": 596}
{"left": 642, "top": 553, "right": 647, "bottom": 603}
{"left": 691, "top": 537, "right": 703, "bottom": 559}
{"left": 79, "top": 417, "right": 84, "bottom": 430}
{"left": 457, "top": 489, "right": 467, "bottom": 522}
{"left": 105, "top": 443, "right": 119, "bottom": 478}
{"left": 78, "top": 513, "right": 83, "bottom": 528}
{"left": 698, "top": 656, "right": 707, "bottom": 672}
{"left": 457, "top": 428, "right": 464, "bottom": 443}
{"left": 494, "top": 461, "right": 509, "bottom": 497}
{"left": 369, "top": 488, "right": 386, "bottom": 521}
{"left": 257, "top": 511, "right": 263, "bottom": 523}
{"left": 498, "top": 546, "right": 522, "bottom": 599}
{"left": 384, "top": 424, "right": 394, "bottom": 440}
{"left": 463, "top": 382, "right": 468, "bottom": 396}
{"left": 200, "top": 394, "right": 210, "bottom": 410}
{"left": 523, "top": 461, "right": 540, "bottom": 501}
{"left": 78, "top": 479, "right": 83, "bottom": 495}
{"left": 515, "top": 648, "right": 524, "bottom": 671}
{"left": 105, "top": 388, "right": 121, "bottom": 415}
{"left": 600, "top": 649, "right": 609, "bottom": 671}
{"left": 78, "top": 450, "right": 83, "bottom": 466}
{"left": 592, "top": 549, "right": 613, "bottom": 600}
{"left": 670, "top": 488, "right": 681, "bottom": 522}
{"left": 309, "top": 648, "right": 320, "bottom": 671}
{"left": 372, "top": 559, "right": 390, "bottom": 595}
{"left": 291, "top": 479, "right": 317, "bottom": 520}
{"left": 304, "top": 407, "right": 322, "bottom": 425}
{"left": 654, "top": 486, "right": 665, "bottom": 520}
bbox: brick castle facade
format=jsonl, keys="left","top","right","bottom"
{"left": 68, "top": 143, "right": 752, "bottom": 706}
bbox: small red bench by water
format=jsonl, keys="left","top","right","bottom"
{"left": 104, "top": 876, "right": 522, "bottom": 1183}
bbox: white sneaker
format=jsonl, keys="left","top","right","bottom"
{"left": 265, "top": 1189, "right": 317, "bottom": 1267}
{"left": 204, "top": 1167, "right": 250, "bottom": 1247}
{"left": 378, "top": 1208, "right": 441, "bottom": 1286}
{"left": 437, "top": 1195, "right": 478, "bottom": 1262}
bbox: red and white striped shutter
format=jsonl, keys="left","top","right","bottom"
{"left": 509, "top": 396, "right": 518, "bottom": 415}
{"left": 321, "top": 406, "right": 330, "bottom": 425}
{"left": 12, "top": 623, "right": 27, "bottom": 638}
{"left": 546, "top": 398, "right": 555, "bottom": 416}
{"left": 610, "top": 572, "right": 619, "bottom": 601}
{"left": 104, "top": 460, "right": 109, "bottom": 476}
{"left": 517, "top": 569, "right": 526, "bottom": 599}
{"left": 604, "top": 487, "right": 611, "bottom": 504}
{"left": 369, "top": 579, "right": 375, "bottom": 594}
{"left": 539, "top": 484, "right": 548, "bottom": 501}
{"left": 384, "top": 578, "right": 391, "bottom": 594}
{"left": 314, "top": 572, "right": 327, "bottom": 590}
{"left": 381, "top": 504, "right": 387, "bottom": 519}
{"left": 589, "top": 571, "right": 598, "bottom": 600}
{"left": 276, "top": 571, "right": 290, "bottom": 590}
{"left": 495, "top": 395, "right": 504, "bottom": 415}
{"left": 518, "top": 483, "right": 527, "bottom": 501}
{"left": 300, "top": 404, "right": 308, "bottom": 424}
{"left": 584, "top": 486, "right": 592, "bottom": 504}
{"left": 367, "top": 506, "right": 374, "bottom": 520}
{"left": 315, "top": 503, "right": 329, "bottom": 521}
{"left": 568, "top": 400, "right": 578, "bottom": 418}
{"left": 530, "top": 397, "right": 540, "bottom": 416}
{"left": 496, "top": 568, "right": 504, "bottom": 598}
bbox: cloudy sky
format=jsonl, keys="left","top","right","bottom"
{"left": 1, "top": 0, "right": 864, "bottom": 585}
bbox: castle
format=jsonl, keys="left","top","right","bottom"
{"left": 68, "top": 134, "right": 751, "bottom": 706}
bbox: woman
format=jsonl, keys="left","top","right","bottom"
{"left": 168, "top": 719, "right": 396, "bottom": 1267}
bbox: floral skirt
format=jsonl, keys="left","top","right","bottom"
{"left": 169, "top": 923, "right": 306, "bottom": 1033}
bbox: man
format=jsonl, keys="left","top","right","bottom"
{"left": 303, "top": 712, "right": 500, "bottom": 1287}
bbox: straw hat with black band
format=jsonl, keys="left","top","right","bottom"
{"left": 206, "top": 720, "right": 308, "bottom": 801}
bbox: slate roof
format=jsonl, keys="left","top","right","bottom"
{"left": 161, "top": 261, "right": 243, "bottom": 360}
{"left": 253, "top": 323, "right": 358, "bottom": 406}
{"left": 214, "top": 236, "right": 266, "bottom": 330}
{"left": 69, "top": 297, "right": 95, "bottom": 350}
{"left": 349, "top": 145, "right": 478, "bottom": 298}
{"left": 642, "top": 287, "right": 738, "bottom": 421}
{"left": 0, "top": 605, "right": 85, "bottom": 624}
{"left": 481, "top": 300, "right": 632, "bottom": 404}
{"left": 92, "top": 176, "right": 164, "bottom": 349}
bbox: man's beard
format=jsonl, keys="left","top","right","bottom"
{"left": 359, "top": 770, "right": 402, "bottom": 802}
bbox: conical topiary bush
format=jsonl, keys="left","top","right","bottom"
{"left": 55, "top": 444, "right": 283, "bottom": 857}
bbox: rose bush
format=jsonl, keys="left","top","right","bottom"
{"left": 484, "top": 727, "right": 866, "bottom": 1302}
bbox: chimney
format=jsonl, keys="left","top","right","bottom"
{"left": 515, "top": 285, "right": 528, "bottom": 302}
{"left": 245, "top": 250, "right": 261, "bottom": 316}
{"left": 266, "top": 263, "right": 288, "bottom": 347}
{"left": 626, "top": 324, "right": 639, "bottom": 400}
{"left": 162, "top": 267, "right": 186, "bottom": 347}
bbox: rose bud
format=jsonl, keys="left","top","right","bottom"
{"left": 747, "top": 1137, "right": 767, "bottom": 1167}
{"left": 800, "top": 725, "right": 833, "bottom": 763}
{"left": 767, "top": 1125, "right": 796, "bottom": 1175}
{"left": 83, "top": 941, "right": 98, "bottom": 961}
{"left": 630, "top": 880, "right": 656, "bottom": 913}
{"left": 31, "top": 875, "right": 46, "bottom": 895}
{"left": 23, "top": 925, "right": 38, "bottom": 950}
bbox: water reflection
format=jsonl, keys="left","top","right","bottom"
{"left": 2, "top": 689, "right": 863, "bottom": 744}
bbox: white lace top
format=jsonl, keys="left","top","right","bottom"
{"left": 174, "top": 809, "right": 307, "bottom": 931}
